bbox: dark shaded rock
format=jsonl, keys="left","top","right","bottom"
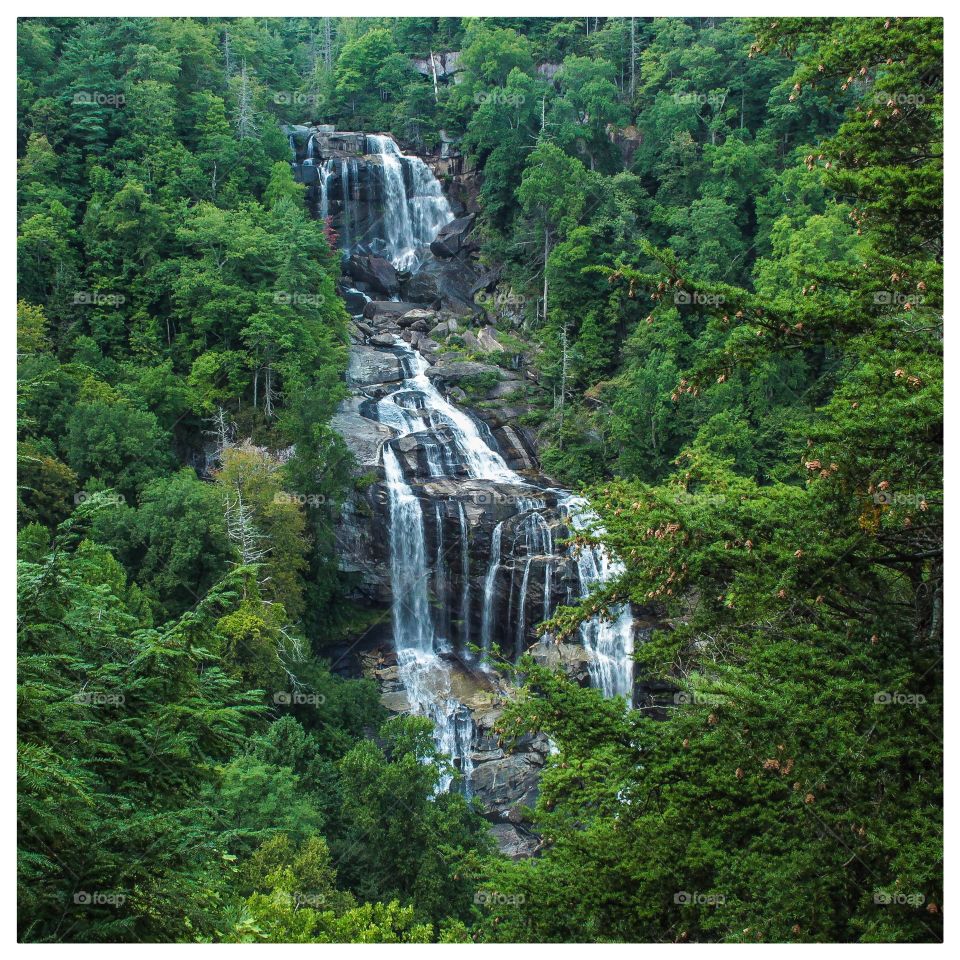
{"left": 430, "top": 214, "right": 475, "bottom": 258}
{"left": 346, "top": 254, "right": 399, "bottom": 297}
{"left": 397, "top": 308, "right": 437, "bottom": 328}
{"left": 334, "top": 495, "right": 393, "bottom": 604}
{"left": 488, "top": 823, "right": 540, "bottom": 860}
{"left": 491, "top": 424, "right": 538, "bottom": 472}
{"left": 341, "top": 288, "right": 372, "bottom": 315}
{"left": 403, "top": 254, "right": 483, "bottom": 310}
{"left": 470, "top": 265, "right": 502, "bottom": 298}
{"left": 470, "top": 750, "right": 543, "bottom": 820}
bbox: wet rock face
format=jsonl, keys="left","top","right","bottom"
{"left": 345, "top": 345, "right": 405, "bottom": 388}
{"left": 430, "top": 214, "right": 476, "bottom": 258}
{"left": 361, "top": 643, "right": 549, "bottom": 848}
{"left": 346, "top": 254, "right": 399, "bottom": 297}
{"left": 312, "top": 129, "right": 647, "bottom": 857}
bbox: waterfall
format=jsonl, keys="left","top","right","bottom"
{"left": 346, "top": 138, "right": 635, "bottom": 794}
{"left": 340, "top": 157, "right": 353, "bottom": 254}
{"left": 377, "top": 340, "right": 518, "bottom": 483}
{"left": 479, "top": 522, "right": 503, "bottom": 659}
{"left": 383, "top": 446, "right": 434, "bottom": 654}
{"left": 434, "top": 503, "right": 449, "bottom": 644}
{"left": 318, "top": 158, "right": 335, "bottom": 222}
{"left": 368, "top": 134, "right": 417, "bottom": 269}
{"left": 367, "top": 133, "right": 453, "bottom": 270}
{"left": 383, "top": 444, "right": 475, "bottom": 791}
{"left": 514, "top": 558, "right": 533, "bottom": 658}
{"left": 457, "top": 501, "right": 471, "bottom": 649}
{"left": 562, "top": 496, "right": 635, "bottom": 700}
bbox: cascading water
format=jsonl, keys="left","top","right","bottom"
{"left": 561, "top": 496, "right": 635, "bottom": 699}
{"left": 383, "top": 444, "right": 474, "bottom": 791}
{"left": 383, "top": 446, "right": 434, "bottom": 655}
{"left": 367, "top": 134, "right": 454, "bottom": 270}
{"left": 318, "top": 158, "right": 335, "bottom": 222}
{"left": 457, "top": 502, "right": 471, "bottom": 651}
{"left": 479, "top": 522, "right": 503, "bottom": 659}
{"left": 326, "top": 137, "right": 636, "bottom": 792}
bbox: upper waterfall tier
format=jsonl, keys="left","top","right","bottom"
{"left": 291, "top": 131, "right": 455, "bottom": 270}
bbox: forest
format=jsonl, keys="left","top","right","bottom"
{"left": 16, "top": 15, "right": 942, "bottom": 944}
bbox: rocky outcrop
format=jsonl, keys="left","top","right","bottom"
{"left": 430, "top": 214, "right": 476, "bottom": 258}
{"left": 362, "top": 301, "right": 428, "bottom": 321}
{"left": 346, "top": 254, "right": 399, "bottom": 296}
{"left": 402, "top": 255, "right": 483, "bottom": 311}
{"left": 345, "top": 345, "right": 405, "bottom": 388}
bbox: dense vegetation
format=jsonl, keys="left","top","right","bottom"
{"left": 17, "top": 16, "right": 941, "bottom": 943}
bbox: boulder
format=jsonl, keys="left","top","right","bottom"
{"left": 429, "top": 214, "right": 475, "bottom": 258}
{"left": 346, "top": 344, "right": 404, "bottom": 387}
{"left": 429, "top": 317, "right": 459, "bottom": 338}
{"left": 477, "top": 326, "right": 505, "bottom": 353}
{"left": 363, "top": 301, "right": 426, "bottom": 320}
{"left": 424, "top": 359, "right": 504, "bottom": 387}
{"left": 346, "top": 254, "right": 400, "bottom": 296}
{"left": 341, "top": 288, "right": 371, "bottom": 315}
{"left": 528, "top": 639, "right": 593, "bottom": 685}
{"left": 398, "top": 308, "right": 437, "bottom": 328}
{"left": 488, "top": 823, "right": 541, "bottom": 860}
{"left": 470, "top": 751, "right": 542, "bottom": 819}
{"left": 403, "top": 254, "right": 483, "bottom": 310}
{"left": 329, "top": 395, "right": 398, "bottom": 470}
